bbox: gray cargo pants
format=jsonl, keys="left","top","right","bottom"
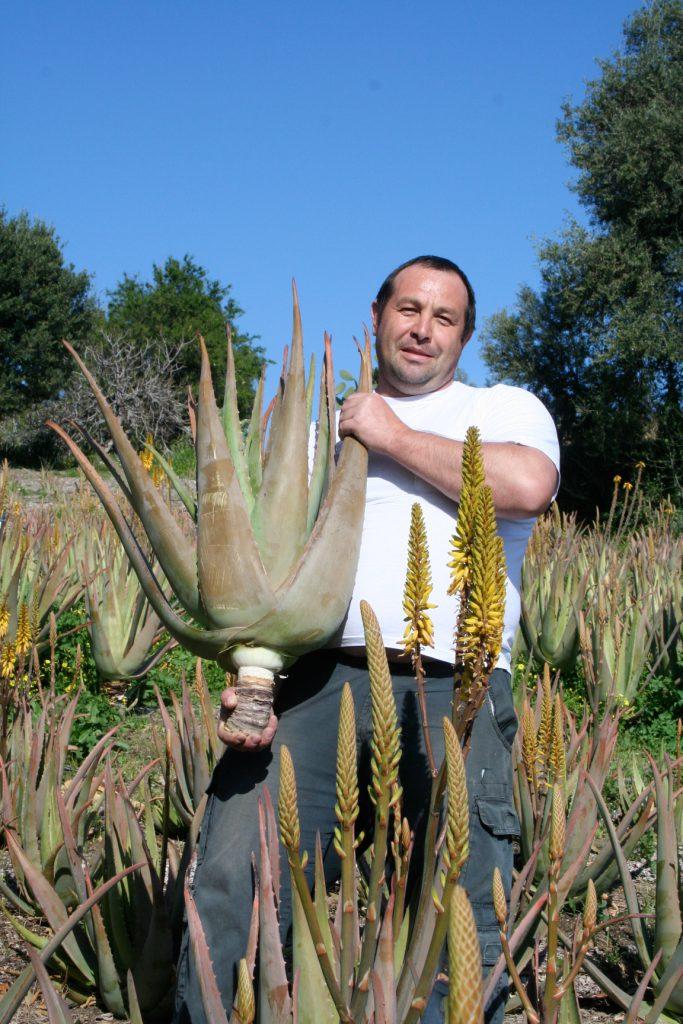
{"left": 174, "top": 652, "right": 519, "bottom": 1023}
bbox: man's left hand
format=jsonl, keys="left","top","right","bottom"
{"left": 338, "top": 392, "right": 406, "bottom": 455}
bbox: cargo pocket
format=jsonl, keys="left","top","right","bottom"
{"left": 476, "top": 797, "right": 520, "bottom": 840}
{"left": 487, "top": 671, "right": 518, "bottom": 752}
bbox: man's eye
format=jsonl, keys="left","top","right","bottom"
{"left": 438, "top": 316, "right": 453, "bottom": 325}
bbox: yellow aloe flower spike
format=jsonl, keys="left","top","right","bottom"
{"left": 448, "top": 427, "right": 485, "bottom": 598}
{"left": 139, "top": 433, "right": 154, "bottom": 471}
{"left": 458, "top": 485, "right": 506, "bottom": 674}
{"left": 401, "top": 502, "right": 437, "bottom": 656}
{"left": 15, "top": 601, "right": 32, "bottom": 655}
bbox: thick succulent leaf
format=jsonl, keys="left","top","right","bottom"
{"left": 221, "top": 329, "right": 254, "bottom": 513}
{"left": 28, "top": 949, "right": 74, "bottom": 1024}
{"left": 372, "top": 892, "right": 396, "bottom": 1024}
{"left": 196, "top": 338, "right": 274, "bottom": 628}
{"left": 650, "top": 758, "right": 682, "bottom": 968}
{"left": 245, "top": 366, "right": 265, "bottom": 496}
{"left": 306, "top": 336, "right": 335, "bottom": 534}
{"left": 257, "top": 799, "right": 292, "bottom": 1024}
{"left": 58, "top": 343, "right": 202, "bottom": 621}
{"left": 127, "top": 971, "right": 145, "bottom": 1024}
{"left": 85, "top": 874, "right": 127, "bottom": 1017}
{"left": 252, "top": 282, "right": 310, "bottom": 586}
{"left": 651, "top": 939, "right": 683, "bottom": 1017}
{"left": 292, "top": 880, "right": 337, "bottom": 1024}
{"left": 184, "top": 881, "right": 230, "bottom": 1024}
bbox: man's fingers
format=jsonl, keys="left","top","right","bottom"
{"left": 220, "top": 687, "right": 238, "bottom": 711}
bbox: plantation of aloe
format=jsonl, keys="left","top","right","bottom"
{"left": 0, "top": 313, "right": 681, "bottom": 1024}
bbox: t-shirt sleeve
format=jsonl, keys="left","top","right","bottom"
{"left": 478, "top": 384, "right": 560, "bottom": 492}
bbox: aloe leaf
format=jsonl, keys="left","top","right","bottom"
{"left": 69, "top": 420, "right": 133, "bottom": 505}
{"left": 372, "top": 892, "right": 396, "bottom": 1023}
{"left": 292, "top": 875, "right": 337, "bottom": 1024}
{"left": 257, "top": 799, "right": 292, "bottom": 1024}
{"left": 84, "top": 873, "right": 127, "bottom": 1017}
{"left": 586, "top": 774, "right": 653, "bottom": 970}
{"left": 196, "top": 337, "right": 274, "bottom": 628}
{"left": 651, "top": 939, "right": 683, "bottom": 1018}
{"left": 184, "top": 881, "right": 230, "bottom": 1024}
{"left": 245, "top": 365, "right": 265, "bottom": 497}
{"left": 306, "top": 343, "right": 332, "bottom": 534}
{"left": 221, "top": 328, "right": 254, "bottom": 512}
{"left": 142, "top": 441, "right": 197, "bottom": 520}
{"left": 650, "top": 758, "right": 682, "bottom": 967}
{"left": 252, "top": 282, "right": 310, "bottom": 586}
{"left": 28, "top": 949, "right": 74, "bottom": 1024}
{"left": 60, "top": 343, "right": 203, "bottom": 622}
{"left": 127, "top": 970, "right": 145, "bottom": 1024}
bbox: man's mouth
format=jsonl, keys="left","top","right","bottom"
{"left": 400, "top": 347, "right": 434, "bottom": 361}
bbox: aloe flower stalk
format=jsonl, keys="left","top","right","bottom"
{"left": 49, "top": 286, "right": 371, "bottom": 737}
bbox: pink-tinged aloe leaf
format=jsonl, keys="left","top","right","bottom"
{"left": 69, "top": 420, "right": 133, "bottom": 505}
{"left": 483, "top": 890, "right": 549, "bottom": 1009}
{"left": 0, "top": 861, "right": 144, "bottom": 1024}
{"left": 184, "top": 881, "right": 231, "bottom": 1024}
{"left": 262, "top": 787, "right": 281, "bottom": 905}
{"left": 196, "top": 337, "right": 274, "bottom": 628}
{"left": 625, "top": 949, "right": 663, "bottom": 1024}
{"left": 245, "top": 855, "right": 260, "bottom": 977}
{"left": 3, "top": 830, "right": 95, "bottom": 984}
{"left": 83, "top": 871, "right": 127, "bottom": 1017}
{"left": 59, "top": 342, "right": 202, "bottom": 621}
{"left": 372, "top": 891, "right": 396, "bottom": 1024}
{"left": 648, "top": 756, "right": 682, "bottom": 969}
{"left": 586, "top": 773, "right": 653, "bottom": 971}
{"left": 257, "top": 798, "right": 293, "bottom": 1024}
{"left": 28, "top": 948, "right": 74, "bottom": 1024}
{"left": 64, "top": 723, "right": 120, "bottom": 812}
{"left": 220, "top": 327, "right": 253, "bottom": 513}
{"left": 650, "top": 940, "right": 683, "bottom": 1019}
{"left": 46, "top": 422, "right": 240, "bottom": 660}
{"left": 251, "top": 281, "right": 309, "bottom": 586}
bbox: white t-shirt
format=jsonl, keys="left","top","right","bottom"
{"left": 330, "top": 381, "right": 560, "bottom": 672}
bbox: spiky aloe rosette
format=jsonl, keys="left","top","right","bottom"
{"left": 49, "top": 285, "right": 372, "bottom": 738}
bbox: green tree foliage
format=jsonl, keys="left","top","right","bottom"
{"left": 106, "top": 255, "right": 266, "bottom": 415}
{"left": 0, "top": 209, "right": 96, "bottom": 416}
{"left": 482, "top": 0, "right": 682, "bottom": 514}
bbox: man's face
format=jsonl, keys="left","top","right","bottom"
{"left": 372, "top": 266, "right": 470, "bottom": 397}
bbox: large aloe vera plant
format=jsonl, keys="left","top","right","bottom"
{"left": 50, "top": 290, "right": 371, "bottom": 736}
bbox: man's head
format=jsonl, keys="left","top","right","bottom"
{"left": 372, "top": 255, "right": 476, "bottom": 397}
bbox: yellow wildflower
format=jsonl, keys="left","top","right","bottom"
{"left": 400, "top": 502, "right": 436, "bottom": 655}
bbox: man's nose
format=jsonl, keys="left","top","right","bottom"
{"left": 411, "top": 314, "right": 431, "bottom": 342}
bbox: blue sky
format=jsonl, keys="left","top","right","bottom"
{"left": 2, "top": 0, "right": 637, "bottom": 392}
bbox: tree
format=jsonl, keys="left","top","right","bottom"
{"left": 106, "top": 255, "right": 266, "bottom": 415}
{"left": 0, "top": 209, "right": 96, "bottom": 416}
{"left": 481, "top": 0, "right": 682, "bottom": 514}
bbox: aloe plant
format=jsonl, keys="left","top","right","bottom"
{"left": 1, "top": 756, "right": 184, "bottom": 1020}
{"left": 80, "top": 515, "right": 176, "bottom": 696}
{"left": 586, "top": 758, "right": 683, "bottom": 1020}
{"left": 50, "top": 291, "right": 372, "bottom": 738}
{"left": 151, "top": 659, "right": 221, "bottom": 837}
{"left": 513, "top": 668, "right": 655, "bottom": 897}
{"left": 0, "top": 687, "right": 118, "bottom": 916}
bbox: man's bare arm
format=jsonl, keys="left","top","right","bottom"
{"left": 339, "top": 392, "right": 558, "bottom": 520}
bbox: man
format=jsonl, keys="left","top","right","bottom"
{"left": 174, "top": 256, "right": 559, "bottom": 1023}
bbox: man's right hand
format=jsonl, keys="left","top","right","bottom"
{"left": 217, "top": 686, "right": 279, "bottom": 751}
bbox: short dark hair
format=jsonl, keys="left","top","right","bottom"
{"left": 375, "top": 255, "right": 476, "bottom": 342}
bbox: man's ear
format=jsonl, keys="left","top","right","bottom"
{"left": 371, "top": 300, "right": 379, "bottom": 336}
